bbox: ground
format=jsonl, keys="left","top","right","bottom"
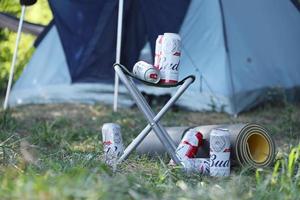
{"left": 0, "top": 103, "right": 300, "bottom": 199}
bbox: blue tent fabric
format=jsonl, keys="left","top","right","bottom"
{"left": 49, "top": 0, "right": 190, "bottom": 83}
{"left": 138, "top": 0, "right": 191, "bottom": 55}
{"left": 9, "top": 0, "right": 300, "bottom": 114}
{"left": 49, "top": 0, "right": 118, "bottom": 83}
{"left": 34, "top": 20, "right": 54, "bottom": 47}
{"left": 291, "top": 0, "right": 300, "bottom": 12}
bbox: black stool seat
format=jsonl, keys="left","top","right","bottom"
{"left": 20, "top": 0, "right": 37, "bottom": 6}
{"left": 114, "top": 63, "right": 195, "bottom": 88}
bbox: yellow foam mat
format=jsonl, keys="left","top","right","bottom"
{"left": 194, "top": 123, "right": 276, "bottom": 168}
{"left": 246, "top": 133, "right": 270, "bottom": 163}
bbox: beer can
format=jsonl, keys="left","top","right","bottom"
{"left": 176, "top": 129, "right": 203, "bottom": 162}
{"left": 154, "top": 35, "right": 163, "bottom": 70}
{"left": 159, "top": 33, "right": 181, "bottom": 85}
{"left": 187, "top": 158, "right": 210, "bottom": 175}
{"left": 209, "top": 128, "right": 231, "bottom": 177}
{"left": 102, "top": 123, "right": 124, "bottom": 167}
{"left": 133, "top": 61, "right": 160, "bottom": 83}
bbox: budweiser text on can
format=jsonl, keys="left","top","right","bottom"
{"left": 102, "top": 123, "right": 124, "bottom": 167}
{"left": 209, "top": 128, "right": 231, "bottom": 177}
{"left": 159, "top": 33, "right": 181, "bottom": 85}
{"left": 186, "top": 158, "right": 210, "bottom": 175}
{"left": 133, "top": 61, "right": 160, "bottom": 83}
{"left": 154, "top": 35, "right": 163, "bottom": 69}
{"left": 176, "top": 129, "right": 203, "bottom": 162}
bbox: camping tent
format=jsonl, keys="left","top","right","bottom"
{"left": 8, "top": 0, "right": 300, "bottom": 115}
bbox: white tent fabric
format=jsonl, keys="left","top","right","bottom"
{"left": 177, "top": 0, "right": 232, "bottom": 112}
{"left": 8, "top": 0, "right": 300, "bottom": 114}
{"left": 223, "top": 0, "right": 300, "bottom": 112}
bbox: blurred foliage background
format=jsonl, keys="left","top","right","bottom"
{"left": 0, "top": 0, "right": 52, "bottom": 93}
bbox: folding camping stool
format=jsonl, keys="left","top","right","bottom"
{"left": 114, "top": 63, "right": 195, "bottom": 166}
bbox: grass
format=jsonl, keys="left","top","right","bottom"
{"left": 0, "top": 103, "right": 299, "bottom": 199}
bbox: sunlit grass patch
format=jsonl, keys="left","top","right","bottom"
{"left": 0, "top": 104, "right": 299, "bottom": 199}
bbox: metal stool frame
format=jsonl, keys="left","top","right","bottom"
{"left": 114, "top": 63, "right": 195, "bottom": 166}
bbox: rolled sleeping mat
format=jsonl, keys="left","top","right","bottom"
{"left": 136, "top": 123, "right": 276, "bottom": 168}
{"left": 136, "top": 126, "right": 189, "bottom": 156}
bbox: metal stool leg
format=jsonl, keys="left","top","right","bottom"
{"left": 115, "top": 66, "right": 182, "bottom": 165}
{"left": 126, "top": 77, "right": 177, "bottom": 150}
{"left": 118, "top": 76, "right": 194, "bottom": 163}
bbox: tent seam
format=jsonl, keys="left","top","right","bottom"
{"left": 218, "top": 0, "right": 237, "bottom": 116}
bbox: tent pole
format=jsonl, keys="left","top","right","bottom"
{"left": 113, "top": 0, "right": 124, "bottom": 112}
{"left": 3, "top": 6, "right": 26, "bottom": 110}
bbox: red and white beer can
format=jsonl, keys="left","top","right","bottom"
{"left": 209, "top": 128, "right": 231, "bottom": 177}
{"left": 154, "top": 35, "right": 163, "bottom": 69}
{"left": 159, "top": 33, "right": 181, "bottom": 85}
{"left": 176, "top": 129, "right": 203, "bottom": 162}
{"left": 102, "top": 123, "right": 124, "bottom": 167}
{"left": 187, "top": 158, "right": 210, "bottom": 175}
{"left": 133, "top": 61, "right": 160, "bottom": 83}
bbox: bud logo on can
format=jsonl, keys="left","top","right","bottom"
{"left": 159, "top": 33, "right": 181, "bottom": 85}
{"left": 149, "top": 73, "right": 158, "bottom": 79}
{"left": 102, "top": 123, "right": 124, "bottom": 167}
{"left": 210, "top": 154, "right": 230, "bottom": 168}
{"left": 133, "top": 61, "right": 160, "bottom": 83}
{"left": 209, "top": 128, "right": 231, "bottom": 177}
